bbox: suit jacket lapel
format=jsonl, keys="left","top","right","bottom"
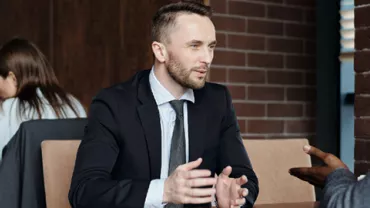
{"left": 137, "top": 71, "right": 162, "bottom": 179}
{"left": 188, "top": 90, "right": 206, "bottom": 162}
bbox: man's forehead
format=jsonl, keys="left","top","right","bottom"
{"left": 169, "top": 14, "right": 215, "bottom": 41}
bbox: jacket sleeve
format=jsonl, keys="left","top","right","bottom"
{"left": 218, "top": 87, "right": 259, "bottom": 208}
{"left": 68, "top": 90, "right": 151, "bottom": 208}
{"left": 320, "top": 168, "right": 370, "bottom": 208}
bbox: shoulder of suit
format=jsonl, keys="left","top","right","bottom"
{"left": 92, "top": 69, "right": 149, "bottom": 100}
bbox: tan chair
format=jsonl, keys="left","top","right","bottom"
{"left": 243, "top": 139, "right": 315, "bottom": 205}
{"left": 41, "top": 140, "right": 81, "bottom": 208}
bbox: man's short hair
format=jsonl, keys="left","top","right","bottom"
{"left": 152, "top": 0, "right": 212, "bottom": 43}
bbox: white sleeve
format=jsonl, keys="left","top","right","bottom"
{"left": 144, "top": 179, "right": 166, "bottom": 208}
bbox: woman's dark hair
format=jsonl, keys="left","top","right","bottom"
{"left": 0, "top": 38, "right": 80, "bottom": 118}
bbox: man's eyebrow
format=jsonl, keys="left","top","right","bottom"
{"left": 209, "top": 40, "right": 217, "bottom": 45}
{"left": 187, "top": 40, "right": 203, "bottom": 45}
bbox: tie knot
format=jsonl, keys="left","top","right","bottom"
{"left": 170, "top": 100, "right": 185, "bottom": 117}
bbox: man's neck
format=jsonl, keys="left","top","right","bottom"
{"left": 153, "top": 64, "right": 187, "bottom": 100}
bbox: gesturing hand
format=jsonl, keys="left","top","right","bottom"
{"left": 216, "top": 166, "right": 248, "bottom": 208}
{"left": 163, "top": 158, "right": 217, "bottom": 205}
{"left": 289, "top": 145, "right": 348, "bottom": 188}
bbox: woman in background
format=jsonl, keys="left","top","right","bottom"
{"left": 0, "top": 38, "right": 86, "bottom": 159}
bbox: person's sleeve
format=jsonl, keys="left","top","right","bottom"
{"left": 68, "top": 90, "right": 151, "bottom": 208}
{"left": 218, "top": 87, "right": 259, "bottom": 208}
{"left": 320, "top": 168, "right": 370, "bottom": 208}
{"left": 144, "top": 179, "right": 167, "bottom": 208}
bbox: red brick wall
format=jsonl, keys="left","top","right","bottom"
{"left": 208, "top": 0, "right": 317, "bottom": 139}
{"left": 354, "top": 0, "right": 370, "bottom": 174}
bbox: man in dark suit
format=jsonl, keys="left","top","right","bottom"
{"left": 290, "top": 145, "right": 370, "bottom": 208}
{"left": 68, "top": 1, "right": 258, "bottom": 208}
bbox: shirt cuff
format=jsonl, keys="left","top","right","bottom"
{"left": 144, "top": 179, "right": 166, "bottom": 208}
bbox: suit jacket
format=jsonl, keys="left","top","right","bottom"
{"left": 68, "top": 70, "right": 259, "bottom": 208}
{"left": 320, "top": 168, "right": 370, "bottom": 208}
{"left": 0, "top": 119, "right": 87, "bottom": 208}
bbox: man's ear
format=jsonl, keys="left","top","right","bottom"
{"left": 152, "top": 41, "right": 167, "bottom": 63}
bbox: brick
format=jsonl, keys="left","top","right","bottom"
{"left": 229, "top": 1, "right": 265, "bottom": 17}
{"left": 267, "top": 71, "right": 303, "bottom": 85}
{"left": 216, "top": 33, "right": 226, "bottom": 48}
{"left": 355, "top": 51, "right": 370, "bottom": 73}
{"left": 247, "top": 19, "right": 283, "bottom": 35}
{"left": 233, "top": 103, "right": 265, "bottom": 117}
{"left": 355, "top": 6, "right": 370, "bottom": 28}
{"left": 238, "top": 119, "right": 247, "bottom": 133}
{"left": 286, "top": 120, "right": 315, "bottom": 133}
{"left": 284, "top": 0, "right": 316, "bottom": 8}
{"left": 304, "top": 9, "right": 316, "bottom": 23}
{"left": 287, "top": 87, "right": 316, "bottom": 101}
{"left": 305, "top": 103, "right": 316, "bottom": 117}
{"left": 212, "top": 16, "right": 246, "bottom": 32}
{"left": 228, "top": 69, "right": 265, "bottom": 83}
{"left": 355, "top": 140, "right": 370, "bottom": 161}
{"left": 305, "top": 72, "right": 316, "bottom": 85}
{"left": 227, "top": 85, "right": 246, "bottom": 99}
{"left": 355, "top": 0, "right": 370, "bottom": 6}
{"left": 355, "top": 74, "right": 370, "bottom": 94}
{"left": 267, "top": 5, "right": 303, "bottom": 21}
{"left": 305, "top": 40, "right": 316, "bottom": 54}
{"left": 248, "top": 120, "right": 284, "bottom": 133}
{"left": 248, "top": 86, "right": 285, "bottom": 101}
{"left": 355, "top": 96, "right": 370, "bottom": 117}
{"left": 267, "top": 38, "right": 303, "bottom": 53}
{"left": 213, "top": 50, "right": 245, "bottom": 66}
{"left": 248, "top": 53, "right": 284, "bottom": 68}
{"left": 267, "top": 104, "right": 303, "bottom": 117}
{"left": 228, "top": 35, "right": 265, "bottom": 50}
{"left": 355, "top": 28, "right": 370, "bottom": 50}
{"left": 285, "top": 23, "right": 315, "bottom": 39}
{"left": 355, "top": 118, "right": 370, "bottom": 138}
{"left": 209, "top": 0, "right": 226, "bottom": 14}
{"left": 286, "top": 55, "right": 316, "bottom": 70}
{"left": 354, "top": 162, "right": 370, "bottom": 176}
{"left": 209, "top": 68, "right": 227, "bottom": 82}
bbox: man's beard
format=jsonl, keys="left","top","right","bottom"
{"left": 166, "top": 53, "right": 208, "bottom": 89}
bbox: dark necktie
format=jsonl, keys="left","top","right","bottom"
{"left": 166, "top": 100, "right": 186, "bottom": 208}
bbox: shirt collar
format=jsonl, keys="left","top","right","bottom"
{"left": 149, "top": 66, "right": 195, "bottom": 106}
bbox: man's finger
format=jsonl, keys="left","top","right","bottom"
{"left": 186, "top": 177, "right": 217, "bottom": 187}
{"left": 289, "top": 167, "right": 324, "bottom": 187}
{"left": 185, "top": 169, "right": 212, "bottom": 179}
{"left": 232, "top": 198, "right": 246, "bottom": 206}
{"left": 238, "top": 188, "right": 248, "bottom": 197}
{"left": 304, "top": 145, "right": 327, "bottom": 161}
{"left": 185, "top": 187, "right": 216, "bottom": 197}
{"left": 289, "top": 168, "right": 311, "bottom": 180}
{"left": 183, "top": 196, "right": 213, "bottom": 204}
{"left": 220, "top": 166, "right": 232, "bottom": 178}
{"left": 236, "top": 175, "right": 248, "bottom": 186}
{"left": 289, "top": 167, "right": 315, "bottom": 178}
{"left": 180, "top": 158, "right": 202, "bottom": 171}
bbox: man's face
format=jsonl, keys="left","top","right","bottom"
{"left": 165, "top": 14, "right": 216, "bottom": 89}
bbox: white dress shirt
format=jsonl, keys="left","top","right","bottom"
{"left": 144, "top": 68, "right": 194, "bottom": 207}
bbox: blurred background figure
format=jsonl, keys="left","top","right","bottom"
{"left": 0, "top": 38, "right": 86, "bottom": 160}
